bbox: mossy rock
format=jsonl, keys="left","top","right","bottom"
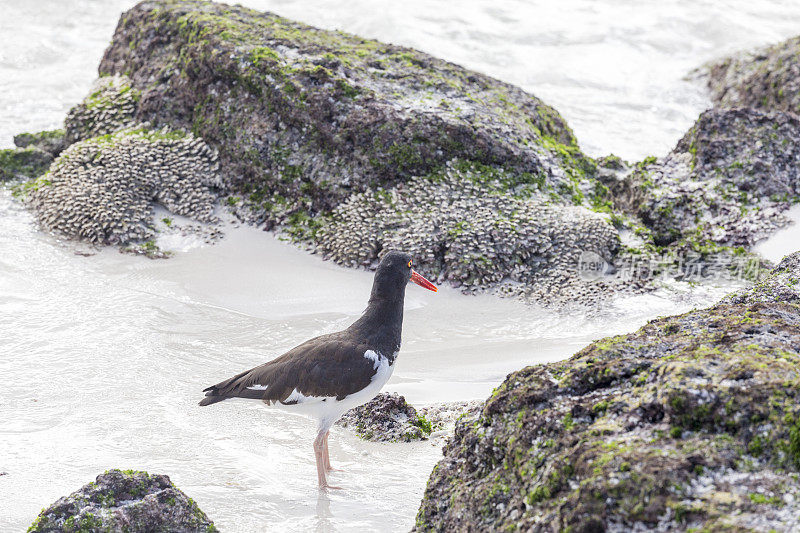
{"left": 617, "top": 108, "right": 800, "bottom": 255}
{"left": 703, "top": 34, "right": 800, "bottom": 114}
{"left": 337, "top": 392, "right": 433, "bottom": 442}
{"left": 415, "top": 251, "right": 800, "bottom": 532}
{"left": 13, "top": 129, "right": 66, "bottom": 156}
{"left": 0, "top": 146, "right": 53, "bottom": 182}
{"left": 28, "top": 469, "right": 217, "bottom": 533}
{"left": 98, "top": 0, "right": 599, "bottom": 228}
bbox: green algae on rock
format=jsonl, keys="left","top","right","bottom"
{"left": 415, "top": 251, "right": 800, "bottom": 532}
{"left": 1, "top": 129, "right": 67, "bottom": 182}
{"left": 97, "top": 0, "right": 598, "bottom": 227}
{"left": 337, "top": 392, "right": 434, "bottom": 442}
{"left": 13, "top": 129, "right": 67, "bottom": 158}
{"left": 723, "top": 251, "right": 800, "bottom": 306}
{"left": 28, "top": 469, "right": 217, "bottom": 532}
{"left": 702, "top": 35, "right": 800, "bottom": 114}
{"left": 607, "top": 108, "right": 800, "bottom": 253}
{"left": 0, "top": 146, "right": 53, "bottom": 182}
{"left": 337, "top": 392, "right": 482, "bottom": 442}
{"left": 24, "top": 127, "right": 222, "bottom": 245}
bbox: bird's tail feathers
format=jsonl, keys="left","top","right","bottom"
{"left": 198, "top": 386, "right": 227, "bottom": 406}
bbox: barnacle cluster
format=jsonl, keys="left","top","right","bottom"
{"left": 25, "top": 128, "right": 222, "bottom": 245}
{"left": 65, "top": 75, "right": 139, "bottom": 143}
{"left": 317, "top": 161, "right": 619, "bottom": 303}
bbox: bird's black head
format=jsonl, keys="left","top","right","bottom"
{"left": 369, "top": 251, "right": 437, "bottom": 302}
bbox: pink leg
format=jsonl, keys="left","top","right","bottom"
{"left": 323, "top": 431, "right": 341, "bottom": 472}
{"left": 314, "top": 430, "right": 341, "bottom": 490}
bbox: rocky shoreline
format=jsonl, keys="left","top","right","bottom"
{"left": 4, "top": 0, "right": 796, "bottom": 307}
{"left": 2, "top": 1, "right": 800, "bottom": 531}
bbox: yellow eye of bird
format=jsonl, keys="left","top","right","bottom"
{"left": 408, "top": 260, "right": 412, "bottom": 268}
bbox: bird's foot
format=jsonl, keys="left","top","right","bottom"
{"left": 320, "top": 483, "right": 343, "bottom": 491}
{"left": 326, "top": 466, "right": 342, "bottom": 473}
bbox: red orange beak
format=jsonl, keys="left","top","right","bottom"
{"left": 410, "top": 269, "right": 438, "bottom": 292}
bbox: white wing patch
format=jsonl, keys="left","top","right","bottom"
{"left": 284, "top": 387, "right": 310, "bottom": 404}
{"left": 246, "top": 384, "right": 268, "bottom": 391}
{"left": 363, "top": 349, "right": 382, "bottom": 369}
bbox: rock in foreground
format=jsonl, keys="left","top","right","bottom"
{"left": 415, "top": 252, "right": 800, "bottom": 532}
{"left": 28, "top": 469, "right": 216, "bottom": 533}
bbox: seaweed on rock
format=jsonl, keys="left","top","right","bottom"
{"left": 28, "top": 469, "right": 217, "bottom": 533}
{"left": 415, "top": 251, "right": 800, "bottom": 532}
{"left": 98, "top": 0, "right": 599, "bottom": 224}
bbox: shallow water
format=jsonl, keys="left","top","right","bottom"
{"left": 2, "top": 0, "right": 800, "bottom": 531}
{"left": 753, "top": 205, "right": 800, "bottom": 264}
{"left": 0, "top": 188, "right": 738, "bottom": 531}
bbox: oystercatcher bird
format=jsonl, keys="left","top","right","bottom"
{"left": 199, "top": 251, "right": 437, "bottom": 489}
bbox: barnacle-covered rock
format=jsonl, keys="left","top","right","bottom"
{"left": 722, "top": 251, "right": 800, "bottom": 305}
{"left": 28, "top": 469, "right": 217, "bottom": 532}
{"left": 623, "top": 108, "right": 800, "bottom": 250}
{"left": 415, "top": 251, "right": 800, "bottom": 532}
{"left": 317, "top": 161, "right": 620, "bottom": 305}
{"left": 24, "top": 127, "right": 221, "bottom": 245}
{"left": 65, "top": 74, "right": 139, "bottom": 143}
{"left": 98, "top": 0, "right": 596, "bottom": 226}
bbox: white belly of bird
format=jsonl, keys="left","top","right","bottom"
{"left": 271, "top": 350, "right": 396, "bottom": 432}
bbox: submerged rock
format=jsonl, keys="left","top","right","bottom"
{"left": 415, "top": 251, "right": 800, "bottom": 532}
{"left": 337, "top": 393, "right": 482, "bottom": 442}
{"left": 337, "top": 392, "right": 433, "bottom": 442}
{"left": 28, "top": 469, "right": 217, "bottom": 532}
{"left": 23, "top": 127, "right": 222, "bottom": 246}
{"left": 703, "top": 35, "right": 800, "bottom": 113}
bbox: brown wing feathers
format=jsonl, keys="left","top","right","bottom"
{"left": 199, "top": 333, "right": 378, "bottom": 406}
